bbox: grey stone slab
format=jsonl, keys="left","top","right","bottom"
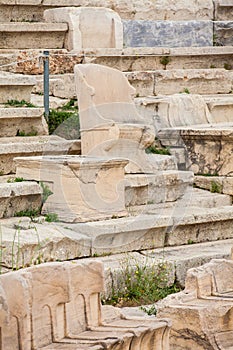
{"left": 214, "top": 21, "right": 233, "bottom": 46}
{"left": 123, "top": 20, "right": 213, "bottom": 47}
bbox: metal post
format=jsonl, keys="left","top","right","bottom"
{"left": 43, "top": 50, "right": 50, "bottom": 121}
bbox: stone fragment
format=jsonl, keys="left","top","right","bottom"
{"left": 157, "top": 258, "right": 233, "bottom": 349}
{"left": 44, "top": 7, "right": 123, "bottom": 50}
{"left": 215, "top": 0, "right": 233, "bottom": 20}
{"left": 15, "top": 155, "right": 128, "bottom": 222}
{"left": 123, "top": 20, "right": 213, "bottom": 48}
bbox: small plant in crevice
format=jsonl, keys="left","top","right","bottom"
{"left": 102, "top": 256, "right": 182, "bottom": 307}
{"left": 7, "top": 177, "right": 24, "bottom": 183}
{"left": 160, "top": 56, "right": 171, "bottom": 70}
{"left": 140, "top": 304, "right": 157, "bottom": 316}
{"left": 210, "top": 181, "right": 222, "bottom": 194}
{"left": 180, "top": 88, "right": 190, "bottom": 94}
{"left": 14, "top": 208, "right": 40, "bottom": 220}
{"left": 224, "top": 63, "right": 232, "bottom": 70}
{"left": 45, "top": 213, "right": 59, "bottom": 223}
{"left": 16, "top": 128, "right": 38, "bottom": 137}
{"left": 39, "top": 182, "right": 53, "bottom": 204}
{"left": 4, "top": 99, "right": 36, "bottom": 108}
{"left": 146, "top": 145, "right": 171, "bottom": 156}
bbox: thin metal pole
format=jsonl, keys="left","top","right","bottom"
{"left": 43, "top": 50, "right": 50, "bottom": 121}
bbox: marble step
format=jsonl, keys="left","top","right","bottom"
{"left": 0, "top": 22, "right": 67, "bottom": 49}
{"left": 125, "top": 170, "right": 193, "bottom": 206}
{"left": 0, "top": 72, "right": 36, "bottom": 103}
{"left": 1, "top": 47, "right": 233, "bottom": 75}
{"left": 32, "top": 69, "right": 233, "bottom": 99}
{"left": 0, "top": 107, "right": 48, "bottom": 137}
{"left": 0, "top": 188, "right": 233, "bottom": 272}
{"left": 0, "top": 136, "right": 81, "bottom": 175}
{"left": 84, "top": 46, "right": 233, "bottom": 72}
{"left": 0, "top": 181, "right": 42, "bottom": 219}
{"left": 0, "top": 0, "right": 214, "bottom": 22}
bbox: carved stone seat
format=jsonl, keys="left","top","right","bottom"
{"left": 0, "top": 260, "right": 171, "bottom": 349}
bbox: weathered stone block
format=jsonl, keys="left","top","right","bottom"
{"left": 44, "top": 7, "right": 123, "bottom": 50}
{"left": 214, "top": 21, "right": 233, "bottom": 46}
{"left": 123, "top": 20, "right": 213, "bottom": 47}
{"left": 0, "top": 72, "right": 36, "bottom": 103}
{"left": 15, "top": 155, "right": 128, "bottom": 223}
{"left": 0, "top": 22, "right": 67, "bottom": 49}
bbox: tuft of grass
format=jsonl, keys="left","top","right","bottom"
{"left": 102, "top": 257, "right": 182, "bottom": 307}
{"left": 14, "top": 208, "right": 40, "bottom": 219}
{"left": 160, "top": 56, "right": 171, "bottom": 70}
{"left": 140, "top": 304, "right": 157, "bottom": 316}
{"left": 146, "top": 145, "right": 170, "bottom": 155}
{"left": 16, "top": 128, "right": 38, "bottom": 137}
{"left": 210, "top": 181, "right": 222, "bottom": 194}
{"left": 39, "top": 182, "right": 53, "bottom": 204}
{"left": 5, "top": 99, "right": 36, "bottom": 108}
{"left": 45, "top": 213, "right": 59, "bottom": 222}
{"left": 7, "top": 177, "right": 24, "bottom": 183}
{"left": 180, "top": 88, "right": 190, "bottom": 94}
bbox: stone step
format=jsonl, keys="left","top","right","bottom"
{"left": 0, "top": 107, "right": 48, "bottom": 137}
{"left": 0, "top": 0, "right": 214, "bottom": 22}
{"left": 0, "top": 136, "right": 81, "bottom": 175}
{"left": 32, "top": 69, "right": 233, "bottom": 99}
{"left": 158, "top": 124, "right": 233, "bottom": 175}
{"left": 125, "top": 170, "right": 193, "bottom": 206}
{"left": 0, "top": 188, "right": 233, "bottom": 272}
{"left": 84, "top": 46, "right": 233, "bottom": 72}
{"left": 0, "top": 72, "right": 36, "bottom": 103}
{"left": 0, "top": 22, "right": 68, "bottom": 49}
{"left": 98, "top": 238, "right": 233, "bottom": 299}
{"left": 135, "top": 94, "right": 233, "bottom": 129}
{"left": 123, "top": 20, "right": 213, "bottom": 48}
{"left": 125, "top": 68, "right": 233, "bottom": 97}
{"left": 0, "top": 181, "right": 42, "bottom": 218}
{"left": 194, "top": 175, "right": 233, "bottom": 196}
{"left": 1, "top": 47, "right": 233, "bottom": 75}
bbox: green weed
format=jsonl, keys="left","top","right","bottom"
{"left": 5, "top": 99, "right": 36, "bottom": 108}
{"left": 45, "top": 213, "right": 59, "bottom": 222}
{"left": 39, "top": 182, "right": 53, "bottom": 204}
{"left": 146, "top": 145, "right": 171, "bottom": 155}
{"left": 210, "top": 181, "right": 222, "bottom": 193}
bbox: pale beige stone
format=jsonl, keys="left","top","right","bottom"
{"left": 0, "top": 0, "right": 214, "bottom": 21}
{"left": 157, "top": 258, "right": 233, "bottom": 349}
{"left": 44, "top": 7, "right": 123, "bottom": 50}
{"left": 0, "top": 260, "right": 171, "bottom": 349}
{"left": 194, "top": 175, "right": 233, "bottom": 196}
{"left": 0, "top": 181, "right": 42, "bottom": 218}
{"left": 0, "top": 107, "right": 48, "bottom": 137}
{"left": 126, "top": 69, "right": 233, "bottom": 97}
{"left": 0, "top": 72, "right": 36, "bottom": 103}
{"left": 15, "top": 155, "right": 128, "bottom": 222}
{"left": 0, "top": 135, "right": 81, "bottom": 174}
{"left": 0, "top": 22, "right": 67, "bottom": 49}
{"left": 75, "top": 63, "right": 156, "bottom": 174}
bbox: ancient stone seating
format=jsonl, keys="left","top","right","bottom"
{"left": 157, "top": 258, "right": 233, "bottom": 349}
{"left": 0, "top": 260, "right": 171, "bottom": 349}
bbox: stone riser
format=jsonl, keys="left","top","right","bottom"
{"left": 32, "top": 69, "right": 233, "bottom": 99}
{"left": 0, "top": 108, "right": 48, "bottom": 137}
{"left": 0, "top": 1, "right": 229, "bottom": 22}
{"left": 0, "top": 23, "right": 67, "bottom": 50}
{"left": 0, "top": 182, "right": 42, "bottom": 219}
{"left": 0, "top": 136, "right": 81, "bottom": 175}
{"left": 86, "top": 53, "right": 233, "bottom": 72}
